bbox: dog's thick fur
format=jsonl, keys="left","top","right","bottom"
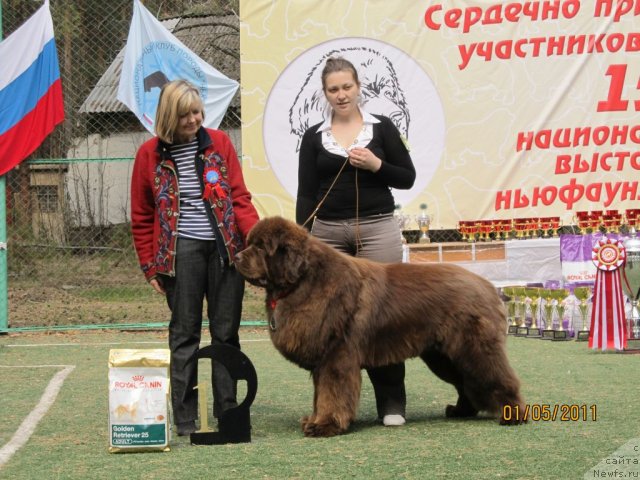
{"left": 235, "top": 217, "right": 525, "bottom": 437}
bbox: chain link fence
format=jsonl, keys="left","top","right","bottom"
{"left": 2, "top": 0, "right": 267, "bottom": 330}
{"left": 3, "top": 0, "right": 468, "bottom": 331}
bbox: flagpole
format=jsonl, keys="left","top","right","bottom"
{"left": 0, "top": 1, "right": 8, "bottom": 334}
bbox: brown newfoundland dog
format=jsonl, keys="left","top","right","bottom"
{"left": 235, "top": 217, "right": 525, "bottom": 437}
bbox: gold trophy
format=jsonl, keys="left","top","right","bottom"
{"left": 542, "top": 289, "right": 570, "bottom": 340}
{"left": 415, "top": 203, "right": 431, "bottom": 244}
{"left": 524, "top": 287, "right": 541, "bottom": 337}
{"left": 574, "top": 286, "right": 592, "bottom": 341}
{"left": 541, "top": 289, "right": 555, "bottom": 339}
{"left": 550, "top": 217, "right": 561, "bottom": 237}
{"left": 514, "top": 218, "right": 527, "bottom": 239}
{"left": 622, "top": 230, "right": 640, "bottom": 350}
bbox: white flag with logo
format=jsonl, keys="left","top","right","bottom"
{"left": 117, "top": 0, "right": 238, "bottom": 133}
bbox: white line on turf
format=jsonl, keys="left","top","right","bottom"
{"left": 0, "top": 365, "right": 74, "bottom": 368}
{"left": 0, "top": 365, "right": 75, "bottom": 469}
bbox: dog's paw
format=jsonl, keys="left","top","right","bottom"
{"left": 300, "top": 415, "right": 314, "bottom": 431}
{"left": 302, "top": 416, "right": 344, "bottom": 437}
{"left": 445, "top": 404, "right": 478, "bottom": 418}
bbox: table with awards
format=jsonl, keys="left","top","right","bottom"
{"left": 408, "top": 237, "right": 562, "bottom": 286}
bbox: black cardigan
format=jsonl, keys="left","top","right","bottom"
{"left": 296, "top": 114, "right": 416, "bottom": 225}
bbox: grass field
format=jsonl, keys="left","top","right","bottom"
{"left": 1, "top": 330, "right": 639, "bottom": 479}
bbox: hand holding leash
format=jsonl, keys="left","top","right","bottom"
{"left": 348, "top": 147, "right": 381, "bottom": 172}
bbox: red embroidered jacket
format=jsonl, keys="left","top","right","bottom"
{"left": 131, "top": 127, "right": 259, "bottom": 281}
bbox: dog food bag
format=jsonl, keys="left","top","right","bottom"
{"left": 108, "top": 349, "right": 171, "bottom": 453}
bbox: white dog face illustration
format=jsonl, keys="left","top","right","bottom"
{"left": 263, "top": 37, "right": 445, "bottom": 209}
{"left": 289, "top": 47, "right": 410, "bottom": 150}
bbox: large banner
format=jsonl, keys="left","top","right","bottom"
{"left": 240, "top": 1, "right": 640, "bottom": 228}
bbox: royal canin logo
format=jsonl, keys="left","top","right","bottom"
{"left": 132, "top": 375, "right": 144, "bottom": 382}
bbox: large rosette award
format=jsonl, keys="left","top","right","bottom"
{"left": 588, "top": 237, "right": 627, "bottom": 351}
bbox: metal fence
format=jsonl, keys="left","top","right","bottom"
{"left": 2, "top": 0, "right": 468, "bottom": 331}
{"left": 3, "top": 0, "right": 247, "bottom": 330}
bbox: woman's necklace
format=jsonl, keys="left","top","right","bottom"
{"left": 331, "top": 117, "right": 363, "bottom": 151}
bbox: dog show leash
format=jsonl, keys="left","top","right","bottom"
{"left": 301, "top": 156, "right": 364, "bottom": 254}
{"left": 301, "top": 155, "right": 350, "bottom": 229}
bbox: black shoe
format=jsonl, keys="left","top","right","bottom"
{"left": 176, "top": 421, "right": 196, "bottom": 436}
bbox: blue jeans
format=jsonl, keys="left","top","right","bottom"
{"left": 162, "top": 238, "right": 244, "bottom": 425}
{"left": 311, "top": 214, "right": 406, "bottom": 418}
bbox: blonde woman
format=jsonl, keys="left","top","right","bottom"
{"left": 131, "top": 80, "right": 259, "bottom": 436}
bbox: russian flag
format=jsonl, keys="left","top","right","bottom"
{"left": 0, "top": 0, "right": 64, "bottom": 176}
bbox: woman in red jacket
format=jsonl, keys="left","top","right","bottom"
{"left": 131, "top": 80, "right": 259, "bottom": 436}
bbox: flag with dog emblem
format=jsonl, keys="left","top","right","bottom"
{"left": 117, "top": 0, "right": 239, "bottom": 134}
{"left": 0, "top": 0, "right": 64, "bottom": 176}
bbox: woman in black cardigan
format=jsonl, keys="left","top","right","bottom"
{"left": 296, "top": 57, "right": 416, "bottom": 427}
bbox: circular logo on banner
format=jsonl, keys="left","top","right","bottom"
{"left": 133, "top": 41, "right": 208, "bottom": 128}
{"left": 263, "top": 37, "right": 445, "bottom": 208}
{"left": 592, "top": 238, "right": 626, "bottom": 271}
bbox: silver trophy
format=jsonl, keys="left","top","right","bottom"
{"left": 623, "top": 229, "right": 640, "bottom": 348}
{"left": 394, "top": 205, "right": 412, "bottom": 242}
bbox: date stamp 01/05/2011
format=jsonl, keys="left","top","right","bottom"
{"left": 502, "top": 403, "right": 597, "bottom": 422}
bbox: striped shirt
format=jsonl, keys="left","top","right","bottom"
{"left": 170, "top": 141, "right": 215, "bottom": 240}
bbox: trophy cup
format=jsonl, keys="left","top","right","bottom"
{"left": 553, "top": 288, "right": 570, "bottom": 340}
{"left": 550, "top": 217, "right": 561, "bottom": 237}
{"left": 458, "top": 221, "right": 468, "bottom": 242}
{"left": 514, "top": 286, "right": 528, "bottom": 335}
{"left": 541, "top": 289, "right": 555, "bottom": 339}
{"left": 467, "top": 221, "right": 479, "bottom": 243}
{"left": 542, "top": 289, "right": 570, "bottom": 340}
{"left": 574, "top": 286, "right": 592, "bottom": 341}
{"left": 503, "top": 286, "right": 519, "bottom": 334}
{"left": 500, "top": 219, "right": 513, "bottom": 240}
{"left": 514, "top": 218, "right": 527, "bottom": 239}
{"left": 588, "top": 211, "right": 602, "bottom": 234}
{"left": 622, "top": 230, "right": 640, "bottom": 350}
{"left": 574, "top": 211, "right": 588, "bottom": 234}
{"left": 527, "top": 218, "right": 541, "bottom": 239}
{"left": 394, "top": 205, "right": 412, "bottom": 242}
{"left": 625, "top": 209, "right": 640, "bottom": 230}
{"left": 524, "top": 287, "right": 542, "bottom": 337}
{"left": 416, "top": 203, "right": 431, "bottom": 244}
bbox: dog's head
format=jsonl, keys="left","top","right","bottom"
{"left": 235, "top": 217, "right": 311, "bottom": 289}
